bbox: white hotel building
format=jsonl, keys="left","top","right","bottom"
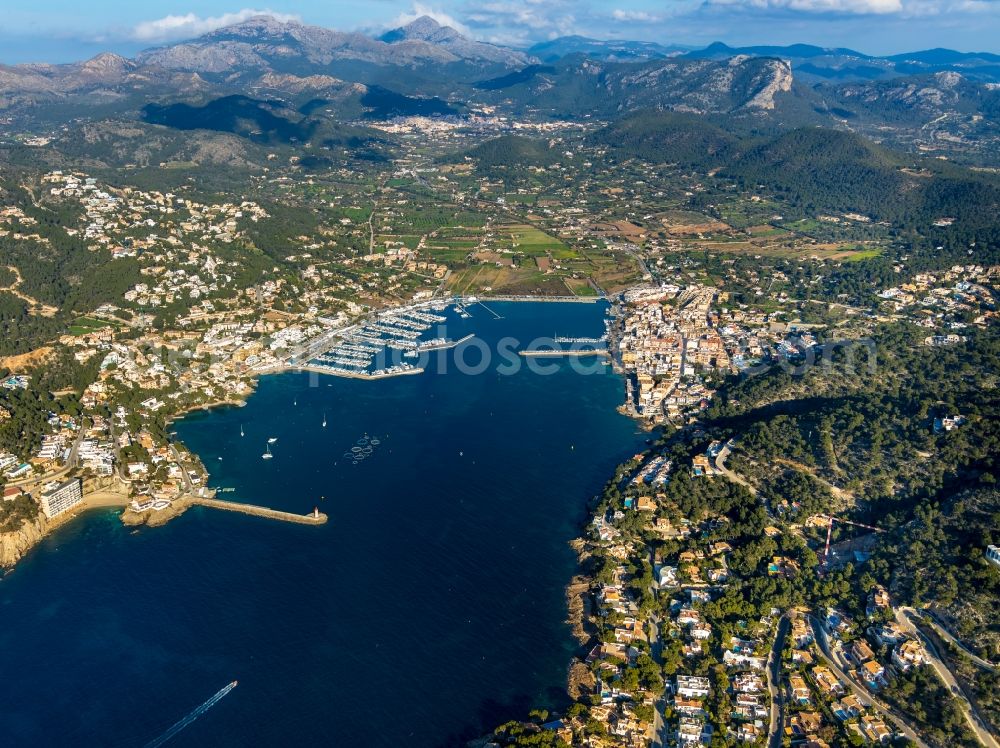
{"left": 40, "top": 479, "right": 84, "bottom": 519}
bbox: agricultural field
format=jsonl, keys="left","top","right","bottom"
{"left": 497, "top": 224, "right": 576, "bottom": 259}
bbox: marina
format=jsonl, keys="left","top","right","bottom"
{"left": 293, "top": 300, "right": 482, "bottom": 380}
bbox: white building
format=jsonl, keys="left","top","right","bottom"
{"left": 677, "top": 717, "right": 704, "bottom": 745}
{"left": 676, "top": 675, "right": 711, "bottom": 699}
{"left": 40, "top": 478, "right": 84, "bottom": 519}
{"left": 987, "top": 545, "right": 1000, "bottom": 568}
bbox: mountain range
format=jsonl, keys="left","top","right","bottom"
{"left": 0, "top": 15, "right": 998, "bottom": 163}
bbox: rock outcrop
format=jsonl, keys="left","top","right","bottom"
{"left": 0, "top": 513, "right": 47, "bottom": 568}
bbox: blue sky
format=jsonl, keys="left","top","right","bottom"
{"left": 2, "top": 1, "right": 999, "bottom": 63}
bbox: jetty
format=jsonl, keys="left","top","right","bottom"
{"left": 463, "top": 294, "right": 605, "bottom": 303}
{"left": 414, "top": 333, "right": 475, "bottom": 352}
{"left": 191, "top": 497, "right": 328, "bottom": 525}
{"left": 519, "top": 349, "right": 610, "bottom": 358}
{"left": 296, "top": 363, "right": 425, "bottom": 380}
{"left": 553, "top": 336, "right": 607, "bottom": 345}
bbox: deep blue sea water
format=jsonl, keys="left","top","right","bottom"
{"left": 0, "top": 302, "right": 644, "bottom": 747}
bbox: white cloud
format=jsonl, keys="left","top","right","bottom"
{"left": 131, "top": 9, "right": 300, "bottom": 43}
{"left": 464, "top": 0, "right": 578, "bottom": 42}
{"left": 611, "top": 9, "right": 666, "bottom": 22}
{"left": 902, "top": 0, "right": 1000, "bottom": 15}
{"left": 390, "top": 3, "right": 472, "bottom": 35}
{"left": 710, "top": 0, "right": 902, "bottom": 12}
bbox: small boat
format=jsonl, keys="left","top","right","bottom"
{"left": 268, "top": 437, "right": 278, "bottom": 444}
{"left": 240, "top": 425, "right": 244, "bottom": 437}
{"left": 262, "top": 444, "right": 273, "bottom": 460}
{"left": 322, "top": 412, "right": 327, "bottom": 428}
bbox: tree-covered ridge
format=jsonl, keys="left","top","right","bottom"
{"left": 590, "top": 111, "right": 1000, "bottom": 232}
{"left": 695, "top": 318, "right": 1000, "bottom": 658}
{"left": 142, "top": 95, "right": 389, "bottom": 152}
{"left": 708, "top": 323, "right": 1000, "bottom": 506}
{"left": 586, "top": 111, "right": 740, "bottom": 168}
{"left": 724, "top": 128, "right": 1000, "bottom": 228}
{"left": 458, "top": 135, "right": 562, "bottom": 171}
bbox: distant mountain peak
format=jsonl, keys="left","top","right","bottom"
{"left": 378, "top": 15, "right": 531, "bottom": 66}
{"left": 82, "top": 52, "right": 130, "bottom": 68}
{"left": 204, "top": 14, "right": 303, "bottom": 38}
{"left": 381, "top": 16, "right": 461, "bottom": 44}
{"left": 78, "top": 52, "right": 135, "bottom": 78}
{"left": 400, "top": 16, "right": 445, "bottom": 36}
{"left": 703, "top": 41, "right": 735, "bottom": 53}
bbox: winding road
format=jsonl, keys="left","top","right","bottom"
{"left": 809, "top": 615, "right": 930, "bottom": 748}
{"left": 921, "top": 611, "right": 997, "bottom": 673}
{"left": 896, "top": 608, "right": 999, "bottom": 748}
{"left": 714, "top": 441, "right": 760, "bottom": 499}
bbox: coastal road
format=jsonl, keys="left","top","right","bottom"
{"left": 896, "top": 608, "right": 999, "bottom": 748}
{"left": 766, "top": 615, "right": 789, "bottom": 748}
{"left": 9, "top": 462, "right": 73, "bottom": 488}
{"left": 168, "top": 443, "right": 196, "bottom": 495}
{"left": 921, "top": 610, "right": 997, "bottom": 672}
{"left": 8, "top": 427, "right": 85, "bottom": 489}
{"left": 809, "top": 615, "right": 930, "bottom": 748}
{"left": 65, "top": 427, "right": 86, "bottom": 470}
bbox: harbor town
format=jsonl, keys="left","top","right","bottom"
{"left": 2, "top": 149, "right": 999, "bottom": 748}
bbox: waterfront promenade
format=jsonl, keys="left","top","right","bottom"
{"left": 470, "top": 294, "right": 605, "bottom": 303}
{"left": 295, "top": 364, "right": 425, "bottom": 380}
{"left": 518, "top": 349, "right": 609, "bottom": 358}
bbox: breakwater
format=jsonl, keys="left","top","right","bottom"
{"left": 519, "top": 349, "right": 610, "bottom": 358}
{"left": 190, "top": 497, "right": 328, "bottom": 524}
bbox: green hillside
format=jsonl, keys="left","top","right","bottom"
{"left": 587, "top": 111, "right": 740, "bottom": 168}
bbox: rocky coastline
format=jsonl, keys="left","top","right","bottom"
{"left": 0, "top": 513, "right": 47, "bottom": 568}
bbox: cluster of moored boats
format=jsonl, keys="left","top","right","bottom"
{"left": 307, "top": 302, "right": 454, "bottom": 377}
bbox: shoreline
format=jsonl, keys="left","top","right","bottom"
{"left": 564, "top": 538, "right": 599, "bottom": 698}
{"left": 165, "top": 394, "right": 251, "bottom": 426}
{"left": 0, "top": 490, "right": 130, "bottom": 569}
{"left": 3, "top": 294, "right": 620, "bottom": 578}
{"left": 292, "top": 364, "right": 425, "bottom": 380}
{"left": 519, "top": 349, "right": 609, "bottom": 358}
{"left": 467, "top": 294, "right": 605, "bottom": 304}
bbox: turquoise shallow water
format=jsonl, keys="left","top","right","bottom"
{"left": 0, "top": 302, "right": 645, "bottom": 747}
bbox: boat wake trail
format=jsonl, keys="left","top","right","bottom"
{"left": 144, "top": 681, "right": 238, "bottom": 748}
